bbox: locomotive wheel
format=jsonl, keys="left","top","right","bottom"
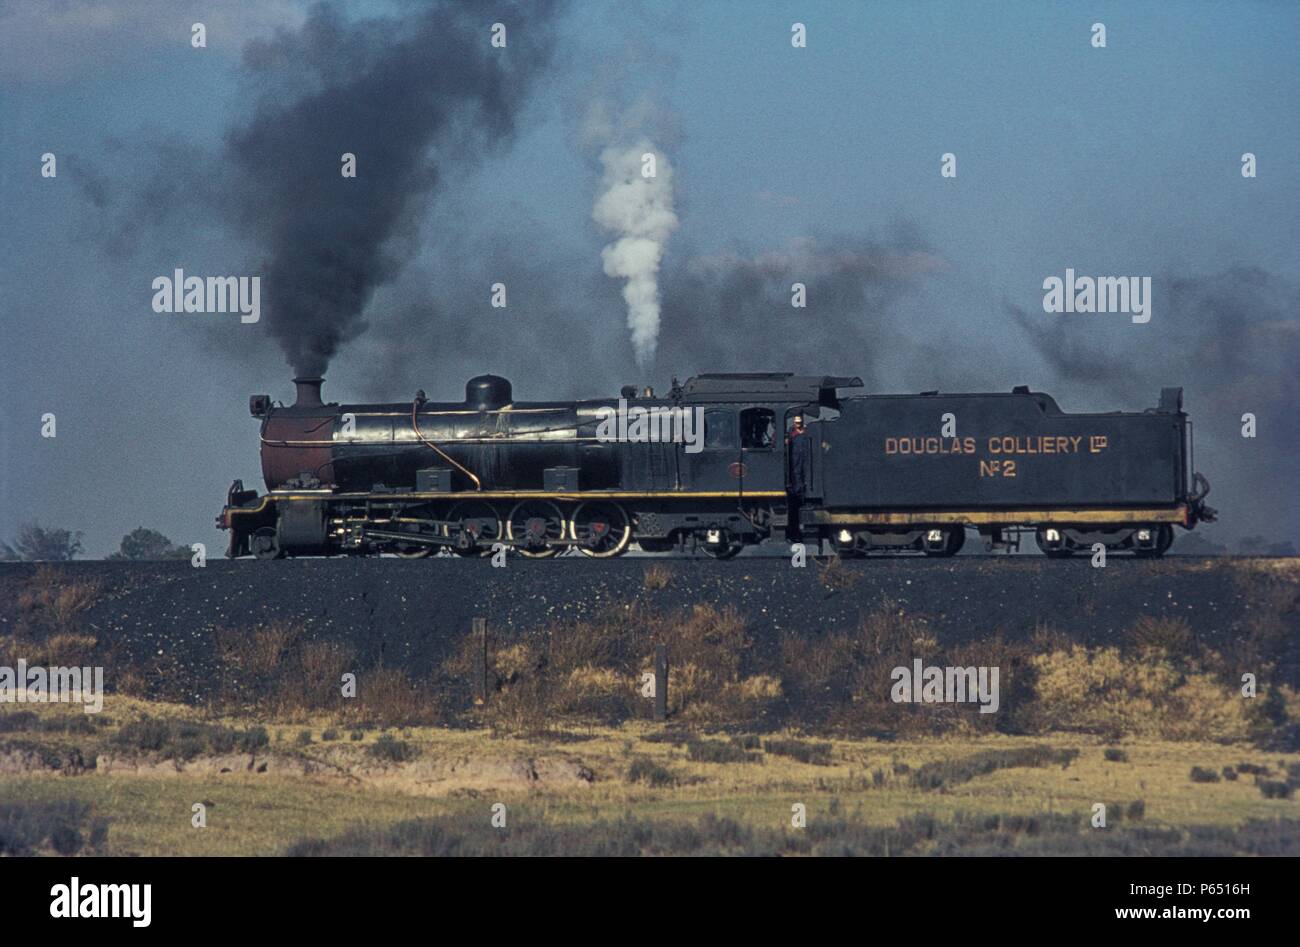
{"left": 506, "top": 500, "right": 565, "bottom": 558}
{"left": 392, "top": 512, "right": 436, "bottom": 558}
{"left": 251, "top": 526, "right": 283, "bottom": 560}
{"left": 448, "top": 501, "right": 502, "bottom": 557}
{"left": 570, "top": 501, "right": 631, "bottom": 558}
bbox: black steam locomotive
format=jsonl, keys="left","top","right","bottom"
{"left": 219, "top": 373, "right": 1215, "bottom": 559}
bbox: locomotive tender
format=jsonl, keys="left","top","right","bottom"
{"left": 219, "top": 373, "right": 1215, "bottom": 559}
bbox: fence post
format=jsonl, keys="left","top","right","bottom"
{"left": 473, "top": 617, "right": 488, "bottom": 706}
{"left": 654, "top": 643, "right": 668, "bottom": 721}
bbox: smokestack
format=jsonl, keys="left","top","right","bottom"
{"left": 293, "top": 376, "right": 324, "bottom": 408}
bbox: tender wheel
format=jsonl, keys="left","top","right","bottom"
{"left": 922, "top": 526, "right": 965, "bottom": 557}
{"left": 506, "top": 500, "right": 565, "bottom": 558}
{"left": 1134, "top": 524, "right": 1174, "bottom": 558}
{"left": 448, "top": 501, "right": 502, "bottom": 557}
{"left": 251, "top": 526, "right": 283, "bottom": 560}
{"left": 1035, "top": 527, "right": 1073, "bottom": 558}
{"left": 570, "top": 501, "right": 631, "bottom": 558}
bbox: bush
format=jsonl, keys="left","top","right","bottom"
{"left": 912, "top": 746, "right": 1079, "bottom": 791}
{"left": 1189, "top": 766, "right": 1221, "bottom": 783}
{"left": 367, "top": 734, "right": 416, "bottom": 763}
{"left": 763, "top": 739, "right": 833, "bottom": 766}
{"left": 1029, "top": 646, "right": 1249, "bottom": 742}
{"left": 0, "top": 800, "right": 107, "bottom": 856}
{"left": 113, "top": 717, "right": 266, "bottom": 760}
{"left": 1257, "top": 780, "right": 1292, "bottom": 799}
{"left": 1104, "top": 748, "right": 1129, "bottom": 763}
{"left": 626, "top": 757, "right": 676, "bottom": 787}
{"left": 285, "top": 812, "right": 1300, "bottom": 857}
{"left": 687, "top": 739, "right": 759, "bottom": 764}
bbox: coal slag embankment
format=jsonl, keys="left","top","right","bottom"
{"left": 1, "top": 557, "right": 1296, "bottom": 704}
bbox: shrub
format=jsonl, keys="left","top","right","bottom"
{"left": 763, "top": 739, "right": 833, "bottom": 766}
{"left": 687, "top": 739, "right": 759, "bottom": 764}
{"left": 0, "top": 800, "right": 107, "bottom": 856}
{"left": 1104, "top": 748, "right": 1129, "bottom": 763}
{"left": 113, "top": 718, "right": 266, "bottom": 760}
{"left": 911, "top": 746, "right": 1079, "bottom": 791}
{"left": 367, "top": 734, "right": 416, "bottom": 763}
{"left": 1189, "top": 766, "right": 1221, "bottom": 783}
{"left": 1029, "top": 646, "right": 1249, "bottom": 742}
{"left": 626, "top": 757, "right": 676, "bottom": 787}
{"left": 1257, "top": 780, "right": 1292, "bottom": 800}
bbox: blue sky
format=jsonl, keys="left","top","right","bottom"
{"left": 2, "top": 0, "right": 1297, "bottom": 555}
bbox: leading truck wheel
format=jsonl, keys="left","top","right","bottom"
{"left": 251, "top": 526, "right": 283, "bottom": 560}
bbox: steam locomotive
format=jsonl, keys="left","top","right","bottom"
{"left": 218, "top": 373, "right": 1215, "bottom": 559}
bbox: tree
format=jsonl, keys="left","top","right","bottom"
{"left": 0, "top": 523, "right": 84, "bottom": 561}
{"left": 1238, "top": 535, "right": 1268, "bottom": 556}
{"left": 108, "top": 527, "right": 191, "bottom": 560}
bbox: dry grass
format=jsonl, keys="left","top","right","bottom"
{"left": 16, "top": 566, "right": 102, "bottom": 627}
{"left": 1028, "top": 645, "right": 1255, "bottom": 743}
{"left": 2, "top": 692, "right": 1297, "bottom": 856}
{"left": 815, "top": 555, "right": 859, "bottom": 593}
{"left": 40, "top": 633, "right": 99, "bottom": 667}
{"left": 642, "top": 563, "right": 673, "bottom": 591}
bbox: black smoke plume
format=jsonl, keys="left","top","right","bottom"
{"left": 1010, "top": 266, "right": 1300, "bottom": 542}
{"left": 222, "top": 1, "right": 561, "bottom": 376}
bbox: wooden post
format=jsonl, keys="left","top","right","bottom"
{"left": 654, "top": 643, "right": 668, "bottom": 721}
{"left": 473, "top": 617, "right": 488, "bottom": 705}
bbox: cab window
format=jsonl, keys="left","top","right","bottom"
{"left": 740, "top": 407, "right": 776, "bottom": 449}
{"left": 703, "top": 409, "right": 736, "bottom": 449}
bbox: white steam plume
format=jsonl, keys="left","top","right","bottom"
{"left": 592, "top": 141, "right": 678, "bottom": 367}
